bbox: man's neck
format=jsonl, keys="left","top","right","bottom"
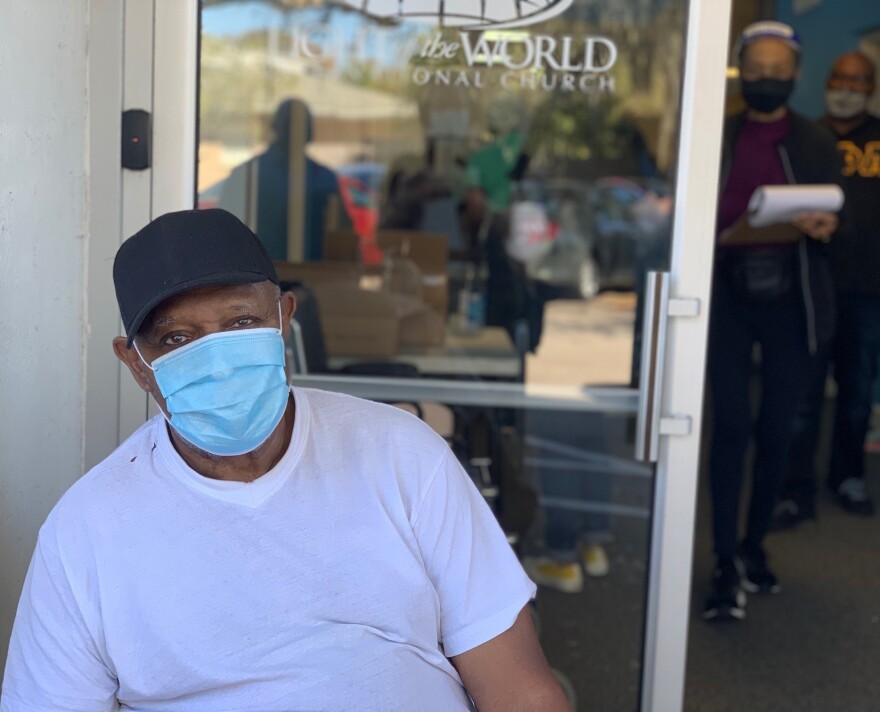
{"left": 169, "top": 395, "right": 296, "bottom": 483}
{"left": 747, "top": 106, "right": 788, "bottom": 123}
{"left": 825, "top": 112, "right": 870, "bottom": 136}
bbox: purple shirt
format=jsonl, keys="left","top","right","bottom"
{"left": 717, "top": 115, "right": 791, "bottom": 239}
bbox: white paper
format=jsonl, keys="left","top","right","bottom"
{"left": 747, "top": 184, "right": 844, "bottom": 228}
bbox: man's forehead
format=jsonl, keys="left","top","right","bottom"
{"left": 833, "top": 54, "right": 875, "bottom": 78}
{"left": 743, "top": 37, "right": 798, "bottom": 63}
{"left": 144, "top": 282, "right": 275, "bottom": 325}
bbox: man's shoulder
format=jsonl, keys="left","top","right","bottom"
{"left": 298, "top": 387, "right": 447, "bottom": 453}
{"left": 789, "top": 111, "right": 836, "bottom": 147}
{"left": 85, "top": 416, "right": 162, "bottom": 478}
{"left": 853, "top": 114, "right": 880, "bottom": 139}
{"left": 44, "top": 417, "right": 163, "bottom": 533}
{"left": 300, "top": 385, "right": 436, "bottom": 425}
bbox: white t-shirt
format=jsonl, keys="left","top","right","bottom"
{"left": 2, "top": 388, "right": 535, "bottom": 712}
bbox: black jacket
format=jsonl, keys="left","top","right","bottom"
{"left": 720, "top": 111, "right": 843, "bottom": 353}
{"left": 821, "top": 114, "right": 880, "bottom": 297}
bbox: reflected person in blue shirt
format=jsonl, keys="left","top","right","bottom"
{"left": 221, "top": 98, "right": 340, "bottom": 262}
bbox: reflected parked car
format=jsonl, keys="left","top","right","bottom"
{"left": 516, "top": 177, "right": 671, "bottom": 299}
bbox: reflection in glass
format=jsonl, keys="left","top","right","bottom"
{"left": 340, "top": 0, "right": 575, "bottom": 29}
{"left": 218, "top": 99, "right": 342, "bottom": 261}
{"left": 198, "top": 0, "right": 680, "bottom": 385}
{"left": 198, "top": 1, "right": 686, "bottom": 707}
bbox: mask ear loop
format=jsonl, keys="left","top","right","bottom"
{"left": 132, "top": 339, "right": 157, "bottom": 372}
{"left": 131, "top": 339, "right": 171, "bottom": 423}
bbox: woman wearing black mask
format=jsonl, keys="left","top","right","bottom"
{"left": 703, "top": 22, "right": 843, "bottom": 622}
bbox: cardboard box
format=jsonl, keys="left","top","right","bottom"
{"left": 377, "top": 230, "right": 449, "bottom": 315}
{"left": 399, "top": 307, "right": 445, "bottom": 349}
{"left": 323, "top": 230, "right": 361, "bottom": 263}
{"left": 319, "top": 313, "right": 400, "bottom": 359}
{"left": 421, "top": 274, "right": 450, "bottom": 317}
{"left": 310, "top": 282, "right": 444, "bottom": 358}
{"left": 275, "top": 256, "right": 448, "bottom": 358}
{"left": 377, "top": 230, "right": 447, "bottom": 273}
{"left": 309, "top": 283, "right": 398, "bottom": 358}
{"left": 274, "top": 260, "right": 361, "bottom": 288}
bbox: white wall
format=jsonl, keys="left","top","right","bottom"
{"left": 0, "top": 0, "right": 91, "bottom": 669}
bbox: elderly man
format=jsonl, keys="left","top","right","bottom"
{"left": 704, "top": 22, "right": 841, "bottom": 622}
{"left": 778, "top": 51, "right": 880, "bottom": 525}
{"left": 1, "top": 209, "right": 569, "bottom": 711}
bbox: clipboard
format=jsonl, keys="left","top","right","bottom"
{"left": 719, "top": 216, "right": 802, "bottom": 246}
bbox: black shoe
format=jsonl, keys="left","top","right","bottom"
{"left": 737, "top": 542, "right": 781, "bottom": 594}
{"left": 835, "top": 478, "right": 875, "bottom": 517}
{"left": 702, "top": 558, "right": 746, "bottom": 622}
{"left": 769, "top": 498, "right": 816, "bottom": 532}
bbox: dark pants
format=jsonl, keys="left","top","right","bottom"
{"left": 708, "top": 277, "right": 813, "bottom": 559}
{"left": 785, "top": 292, "right": 880, "bottom": 502}
{"left": 526, "top": 411, "right": 615, "bottom": 559}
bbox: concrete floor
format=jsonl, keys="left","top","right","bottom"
{"left": 521, "top": 296, "right": 880, "bottom": 711}
{"left": 533, "top": 421, "right": 880, "bottom": 712}
{"left": 685, "top": 434, "right": 880, "bottom": 711}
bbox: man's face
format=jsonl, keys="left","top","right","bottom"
{"left": 827, "top": 54, "right": 875, "bottom": 97}
{"left": 740, "top": 38, "right": 798, "bottom": 83}
{"left": 113, "top": 280, "right": 295, "bottom": 417}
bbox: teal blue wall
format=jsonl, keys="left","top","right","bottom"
{"left": 776, "top": 0, "right": 880, "bottom": 119}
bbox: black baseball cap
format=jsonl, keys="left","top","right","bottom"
{"left": 114, "top": 209, "right": 279, "bottom": 346}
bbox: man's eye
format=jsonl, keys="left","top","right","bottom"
{"left": 234, "top": 317, "right": 255, "bottom": 327}
{"left": 163, "top": 334, "right": 190, "bottom": 346}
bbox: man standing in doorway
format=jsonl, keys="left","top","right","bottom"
{"left": 703, "top": 22, "right": 841, "bottom": 622}
{"left": 776, "top": 52, "right": 879, "bottom": 526}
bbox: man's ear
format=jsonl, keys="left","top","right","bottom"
{"left": 279, "top": 290, "right": 297, "bottom": 340}
{"left": 113, "top": 337, "right": 153, "bottom": 394}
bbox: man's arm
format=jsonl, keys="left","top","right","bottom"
{"left": 408, "top": 447, "right": 564, "bottom": 709}
{"left": 451, "top": 608, "right": 571, "bottom": 712}
{"left": 1, "top": 534, "right": 118, "bottom": 711}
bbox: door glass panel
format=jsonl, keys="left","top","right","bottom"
{"left": 197, "top": 1, "right": 687, "bottom": 707}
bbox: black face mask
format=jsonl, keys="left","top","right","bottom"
{"left": 741, "top": 78, "right": 795, "bottom": 114}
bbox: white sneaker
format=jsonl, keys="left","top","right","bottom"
{"left": 580, "top": 543, "right": 610, "bottom": 578}
{"left": 836, "top": 477, "right": 875, "bottom": 516}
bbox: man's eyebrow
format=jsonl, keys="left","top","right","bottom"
{"left": 151, "top": 315, "right": 178, "bottom": 329}
{"left": 228, "top": 303, "right": 260, "bottom": 312}
{"left": 145, "top": 300, "right": 267, "bottom": 333}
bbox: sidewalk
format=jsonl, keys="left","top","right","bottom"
{"left": 685, "top": 403, "right": 880, "bottom": 711}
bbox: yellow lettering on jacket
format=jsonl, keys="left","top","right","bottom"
{"left": 839, "top": 140, "right": 880, "bottom": 178}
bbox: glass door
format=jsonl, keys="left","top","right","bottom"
{"left": 145, "top": 0, "right": 733, "bottom": 707}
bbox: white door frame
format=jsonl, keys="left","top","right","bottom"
{"left": 639, "top": 0, "right": 731, "bottom": 708}
{"left": 135, "top": 1, "right": 732, "bottom": 708}
{"left": 96, "top": 0, "right": 201, "bottom": 444}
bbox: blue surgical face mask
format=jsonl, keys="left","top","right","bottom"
{"left": 135, "top": 305, "right": 289, "bottom": 457}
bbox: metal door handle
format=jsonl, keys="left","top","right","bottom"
{"left": 635, "top": 271, "right": 670, "bottom": 462}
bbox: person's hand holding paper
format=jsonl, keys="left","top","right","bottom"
{"left": 790, "top": 211, "right": 838, "bottom": 242}
{"left": 748, "top": 184, "right": 843, "bottom": 243}
{"left": 721, "top": 184, "right": 844, "bottom": 246}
